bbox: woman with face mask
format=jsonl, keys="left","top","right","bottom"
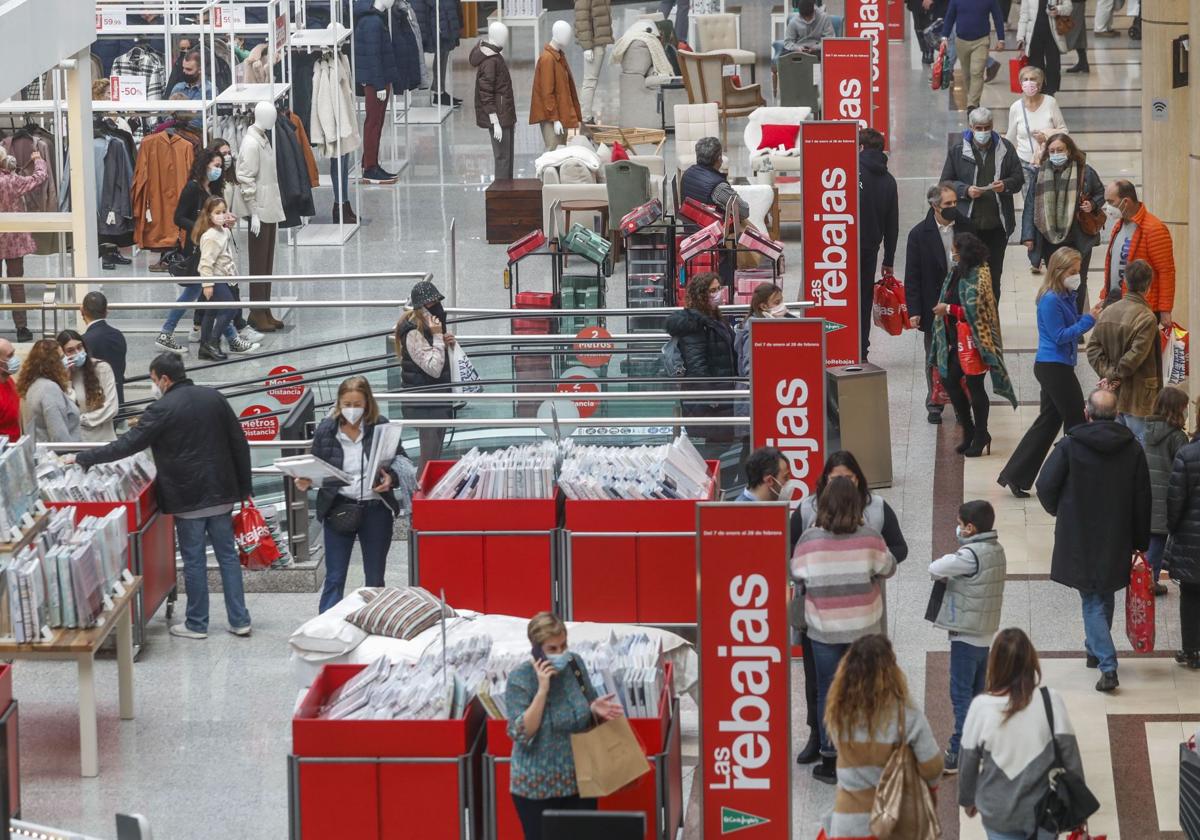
{"left": 665, "top": 272, "right": 738, "bottom": 448}
{"left": 506, "top": 611, "right": 624, "bottom": 839}
{"left": 732, "top": 283, "right": 790, "bottom": 423}
{"left": 1023, "top": 133, "right": 1105, "bottom": 315}
{"left": 295, "top": 376, "right": 418, "bottom": 613}
{"left": 56, "top": 329, "right": 118, "bottom": 442}
{"left": 1005, "top": 65, "right": 1067, "bottom": 272}
{"left": 395, "top": 280, "right": 455, "bottom": 471}
{"left": 997, "top": 248, "right": 1101, "bottom": 497}
{"left": 15, "top": 339, "right": 80, "bottom": 444}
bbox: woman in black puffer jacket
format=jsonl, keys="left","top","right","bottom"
{"left": 665, "top": 272, "right": 737, "bottom": 442}
{"left": 1164, "top": 403, "right": 1200, "bottom": 669}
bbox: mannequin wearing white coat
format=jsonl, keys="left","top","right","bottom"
{"left": 471, "top": 22, "right": 516, "bottom": 178}
{"left": 531, "top": 21, "right": 583, "bottom": 151}
{"left": 237, "top": 101, "right": 286, "bottom": 331}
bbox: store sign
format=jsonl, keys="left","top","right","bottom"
{"left": 96, "top": 6, "right": 127, "bottom": 31}
{"left": 697, "top": 502, "right": 791, "bottom": 838}
{"left": 821, "top": 39, "right": 873, "bottom": 129}
{"left": 555, "top": 365, "right": 600, "bottom": 420}
{"left": 844, "top": 0, "right": 891, "bottom": 146}
{"left": 274, "top": 13, "right": 289, "bottom": 62}
{"left": 573, "top": 325, "right": 614, "bottom": 368}
{"left": 213, "top": 5, "right": 247, "bottom": 30}
{"left": 109, "top": 75, "right": 147, "bottom": 103}
{"left": 749, "top": 318, "right": 827, "bottom": 502}
{"left": 887, "top": 0, "right": 906, "bottom": 40}
{"left": 265, "top": 365, "right": 305, "bottom": 405}
{"left": 239, "top": 404, "right": 280, "bottom": 441}
{"left": 800, "top": 121, "right": 860, "bottom": 366}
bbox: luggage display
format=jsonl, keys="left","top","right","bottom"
{"left": 737, "top": 226, "right": 784, "bottom": 261}
{"left": 679, "top": 197, "right": 722, "bottom": 228}
{"left": 506, "top": 229, "right": 547, "bottom": 263}
{"left": 619, "top": 198, "right": 663, "bottom": 236}
{"left": 679, "top": 221, "right": 723, "bottom": 262}
{"left": 735, "top": 269, "right": 775, "bottom": 295}
{"left": 514, "top": 290, "right": 557, "bottom": 335}
{"left": 561, "top": 223, "right": 612, "bottom": 265}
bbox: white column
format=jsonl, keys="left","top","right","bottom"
{"left": 64, "top": 46, "right": 97, "bottom": 303}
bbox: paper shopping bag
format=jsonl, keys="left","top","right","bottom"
{"left": 570, "top": 716, "right": 651, "bottom": 798}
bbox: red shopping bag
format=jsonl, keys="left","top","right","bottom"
{"left": 930, "top": 367, "right": 950, "bottom": 405}
{"left": 1125, "top": 550, "right": 1155, "bottom": 653}
{"left": 872, "top": 273, "right": 909, "bottom": 336}
{"left": 233, "top": 500, "right": 281, "bottom": 571}
{"left": 1009, "top": 54, "right": 1029, "bottom": 93}
{"left": 956, "top": 321, "right": 988, "bottom": 375}
{"left": 931, "top": 40, "right": 946, "bottom": 90}
{"left": 1066, "top": 829, "right": 1107, "bottom": 840}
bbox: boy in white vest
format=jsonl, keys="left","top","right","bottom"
{"left": 928, "top": 499, "right": 1007, "bottom": 774}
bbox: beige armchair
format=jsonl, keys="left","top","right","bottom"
{"left": 673, "top": 103, "right": 720, "bottom": 170}
{"left": 692, "top": 14, "right": 757, "bottom": 82}
{"left": 678, "top": 50, "right": 765, "bottom": 147}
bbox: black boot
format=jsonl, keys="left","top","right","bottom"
{"left": 795, "top": 729, "right": 820, "bottom": 764}
{"left": 812, "top": 755, "right": 837, "bottom": 784}
{"left": 921, "top": 48, "right": 934, "bottom": 65}
{"left": 1066, "top": 49, "right": 1089, "bottom": 73}
{"left": 956, "top": 424, "right": 976, "bottom": 454}
{"left": 964, "top": 431, "right": 992, "bottom": 458}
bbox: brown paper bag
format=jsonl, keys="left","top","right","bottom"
{"left": 570, "top": 717, "right": 652, "bottom": 798}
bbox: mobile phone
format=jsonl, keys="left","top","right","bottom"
{"left": 531, "top": 643, "right": 546, "bottom": 662}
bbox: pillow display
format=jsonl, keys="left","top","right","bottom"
{"left": 611, "top": 141, "right": 629, "bottom": 162}
{"left": 345, "top": 586, "right": 457, "bottom": 640}
{"left": 758, "top": 123, "right": 800, "bottom": 151}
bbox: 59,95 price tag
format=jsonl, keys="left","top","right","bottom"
{"left": 96, "top": 6, "right": 127, "bottom": 31}
{"left": 110, "top": 75, "right": 147, "bottom": 103}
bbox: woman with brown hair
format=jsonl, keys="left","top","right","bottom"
{"left": 56, "top": 329, "right": 117, "bottom": 442}
{"left": 16, "top": 338, "right": 80, "bottom": 443}
{"left": 959, "top": 629, "right": 1082, "bottom": 840}
{"left": 396, "top": 280, "right": 455, "bottom": 470}
{"left": 824, "top": 634, "right": 943, "bottom": 838}
{"left": 665, "top": 272, "right": 737, "bottom": 443}
{"left": 790, "top": 476, "right": 896, "bottom": 783}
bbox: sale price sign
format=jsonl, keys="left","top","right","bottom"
{"left": 213, "top": 5, "right": 247, "bottom": 30}
{"left": 697, "top": 502, "right": 791, "bottom": 838}
{"left": 800, "top": 121, "right": 861, "bottom": 366}
{"left": 109, "top": 75, "right": 147, "bottom": 103}
{"left": 821, "top": 38, "right": 873, "bottom": 129}
{"left": 844, "top": 0, "right": 891, "bottom": 146}
{"left": 749, "top": 318, "right": 827, "bottom": 503}
{"left": 96, "top": 6, "right": 127, "bottom": 31}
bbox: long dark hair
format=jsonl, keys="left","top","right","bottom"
{"left": 986, "top": 628, "right": 1041, "bottom": 721}
{"left": 56, "top": 329, "right": 104, "bottom": 411}
{"left": 954, "top": 232, "right": 989, "bottom": 271}
{"left": 824, "top": 634, "right": 909, "bottom": 741}
{"left": 208, "top": 137, "right": 239, "bottom": 188}
{"left": 1044, "top": 132, "right": 1086, "bottom": 168}
{"left": 814, "top": 450, "right": 871, "bottom": 510}
{"left": 188, "top": 151, "right": 224, "bottom": 196}
{"left": 814, "top": 476, "right": 864, "bottom": 534}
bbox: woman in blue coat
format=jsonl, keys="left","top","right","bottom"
{"left": 997, "top": 247, "right": 1102, "bottom": 496}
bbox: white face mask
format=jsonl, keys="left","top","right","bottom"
{"left": 1021, "top": 80, "right": 1040, "bottom": 96}
{"left": 710, "top": 288, "right": 726, "bottom": 306}
{"left": 341, "top": 406, "right": 365, "bottom": 425}
{"left": 150, "top": 381, "right": 163, "bottom": 400}
{"left": 1064, "top": 273, "right": 1082, "bottom": 292}
{"left": 1103, "top": 202, "right": 1123, "bottom": 220}
{"left": 1048, "top": 153, "right": 1069, "bottom": 167}
{"left": 767, "top": 303, "right": 788, "bottom": 318}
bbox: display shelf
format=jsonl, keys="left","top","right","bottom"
{"left": 289, "top": 26, "right": 352, "bottom": 48}
{"left": 214, "top": 82, "right": 292, "bottom": 104}
{"left": 0, "top": 99, "right": 205, "bottom": 113}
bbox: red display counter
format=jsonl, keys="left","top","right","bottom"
{"left": 562, "top": 461, "right": 720, "bottom": 625}
{"left": 482, "top": 665, "right": 682, "bottom": 840}
{"left": 44, "top": 480, "right": 175, "bottom": 652}
{"left": 410, "top": 461, "right": 558, "bottom": 616}
{"left": 288, "top": 664, "right": 485, "bottom": 840}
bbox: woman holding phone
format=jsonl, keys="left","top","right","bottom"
{"left": 506, "top": 611, "right": 625, "bottom": 840}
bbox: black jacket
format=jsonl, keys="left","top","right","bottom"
{"left": 665, "top": 308, "right": 736, "bottom": 387}
{"left": 939, "top": 131, "right": 1025, "bottom": 235}
{"left": 76, "top": 379, "right": 251, "bottom": 515}
{"left": 310, "top": 416, "right": 406, "bottom": 521}
{"left": 858, "top": 149, "right": 899, "bottom": 266}
{"left": 274, "top": 111, "right": 315, "bottom": 229}
{"left": 903, "top": 208, "right": 976, "bottom": 333}
{"left": 173, "top": 178, "right": 222, "bottom": 254}
{"left": 1165, "top": 439, "right": 1200, "bottom": 584}
{"left": 1036, "top": 420, "right": 1151, "bottom": 593}
{"left": 82, "top": 319, "right": 127, "bottom": 406}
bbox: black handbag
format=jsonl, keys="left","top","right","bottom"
{"left": 1035, "top": 687, "right": 1100, "bottom": 832}
{"left": 165, "top": 240, "right": 200, "bottom": 278}
{"left": 325, "top": 497, "right": 363, "bottom": 535}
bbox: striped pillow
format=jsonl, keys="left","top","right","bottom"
{"left": 345, "top": 587, "right": 456, "bottom": 640}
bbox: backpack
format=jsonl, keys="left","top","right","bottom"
{"left": 661, "top": 337, "right": 686, "bottom": 377}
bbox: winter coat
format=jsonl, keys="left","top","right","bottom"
{"left": 1035, "top": 288, "right": 1093, "bottom": 366}
{"left": 858, "top": 148, "right": 899, "bottom": 264}
{"left": 471, "top": 42, "right": 517, "bottom": 129}
{"left": 903, "top": 208, "right": 976, "bottom": 333}
{"left": 1099, "top": 203, "right": 1176, "bottom": 316}
{"left": 1016, "top": 0, "right": 1073, "bottom": 55}
{"left": 410, "top": 0, "right": 461, "bottom": 52}
{"left": 1165, "top": 439, "right": 1200, "bottom": 584}
{"left": 310, "top": 416, "right": 417, "bottom": 521}
{"left": 19, "top": 377, "right": 80, "bottom": 444}
{"left": 132, "top": 131, "right": 194, "bottom": 249}
{"left": 1036, "top": 420, "right": 1151, "bottom": 593}
{"left": 940, "top": 131, "right": 1025, "bottom": 235}
{"left": 1029, "top": 161, "right": 1105, "bottom": 261}
{"left": 529, "top": 45, "right": 583, "bottom": 128}
{"left": 353, "top": 0, "right": 401, "bottom": 89}
{"left": 0, "top": 160, "right": 48, "bottom": 260}
{"left": 665, "top": 307, "right": 737, "bottom": 386}
{"left": 236, "top": 125, "right": 286, "bottom": 224}
{"left": 391, "top": 3, "right": 427, "bottom": 92}
{"left": 311, "top": 54, "right": 363, "bottom": 158}
{"left": 174, "top": 178, "right": 223, "bottom": 254}
{"left": 929, "top": 264, "right": 1018, "bottom": 407}
{"left": 77, "top": 379, "right": 252, "bottom": 516}
{"left": 575, "top": 0, "right": 614, "bottom": 51}
{"left": 1085, "top": 291, "right": 1161, "bottom": 418}
{"left": 197, "top": 227, "right": 237, "bottom": 285}
{"left": 1143, "top": 417, "right": 1187, "bottom": 534}
{"left": 274, "top": 110, "right": 316, "bottom": 229}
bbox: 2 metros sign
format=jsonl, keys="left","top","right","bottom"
{"left": 844, "top": 0, "right": 891, "bottom": 147}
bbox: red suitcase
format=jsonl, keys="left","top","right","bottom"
{"left": 680, "top": 197, "right": 722, "bottom": 228}
{"left": 679, "top": 221, "right": 723, "bottom": 262}
{"left": 514, "top": 291, "right": 556, "bottom": 335}
{"left": 620, "top": 198, "right": 663, "bottom": 236}
{"left": 506, "top": 230, "right": 547, "bottom": 263}
{"left": 738, "top": 227, "right": 784, "bottom": 261}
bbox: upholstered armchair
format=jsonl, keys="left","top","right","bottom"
{"left": 743, "top": 105, "right": 812, "bottom": 176}
{"left": 692, "top": 14, "right": 757, "bottom": 81}
{"left": 678, "top": 50, "right": 765, "bottom": 147}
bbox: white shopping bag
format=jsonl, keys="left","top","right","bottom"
{"left": 449, "top": 343, "right": 483, "bottom": 393}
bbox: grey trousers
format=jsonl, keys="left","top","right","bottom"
{"left": 539, "top": 121, "right": 565, "bottom": 150}
{"left": 490, "top": 126, "right": 515, "bottom": 180}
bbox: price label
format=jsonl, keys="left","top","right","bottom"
{"left": 110, "top": 75, "right": 147, "bottom": 103}
{"left": 213, "top": 6, "right": 247, "bottom": 30}
{"left": 96, "top": 6, "right": 127, "bottom": 31}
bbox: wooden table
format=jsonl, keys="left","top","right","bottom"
{"left": 584, "top": 126, "right": 667, "bottom": 156}
{"left": 0, "top": 576, "right": 141, "bottom": 777}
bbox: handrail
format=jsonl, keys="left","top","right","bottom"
{"left": 372, "top": 390, "right": 740, "bottom": 401}
{"left": 18, "top": 271, "right": 431, "bottom": 286}
{"left": 4, "top": 302, "right": 813, "bottom": 315}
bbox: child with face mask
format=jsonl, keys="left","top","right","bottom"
{"left": 927, "top": 499, "right": 1007, "bottom": 773}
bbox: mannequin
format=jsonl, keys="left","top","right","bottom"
{"left": 574, "top": 0, "right": 613, "bottom": 123}
{"left": 471, "top": 22, "right": 517, "bottom": 179}
{"left": 529, "top": 21, "right": 583, "bottom": 151}
{"left": 237, "top": 101, "right": 286, "bottom": 332}
{"left": 353, "top": 0, "right": 400, "bottom": 183}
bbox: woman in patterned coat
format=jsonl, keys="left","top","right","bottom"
{"left": 0, "top": 150, "right": 47, "bottom": 342}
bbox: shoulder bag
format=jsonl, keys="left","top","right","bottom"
{"left": 567, "top": 656, "right": 651, "bottom": 798}
{"left": 870, "top": 700, "right": 940, "bottom": 840}
{"left": 1036, "top": 687, "right": 1100, "bottom": 832}
{"left": 1074, "top": 165, "right": 1106, "bottom": 236}
{"left": 325, "top": 434, "right": 365, "bottom": 535}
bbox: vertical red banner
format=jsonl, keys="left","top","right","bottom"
{"left": 749, "top": 318, "right": 827, "bottom": 503}
{"left": 697, "top": 502, "right": 791, "bottom": 838}
{"left": 887, "top": 0, "right": 906, "bottom": 41}
{"left": 800, "top": 121, "right": 861, "bottom": 367}
{"left": 821, "top": 38, "right": 873, "bottom": 129}
{"left": 844, "top": 0, "right": 891, "bottom": 147}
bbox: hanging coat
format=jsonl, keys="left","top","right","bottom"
{"left": 410, "top": 0, "right": 461, "bottom": 53}
{"left": 274, "top": 111, "right": 316, "bottom": 229}
{"left": 390, "top": 3, "right": 426, "bottom": 92}
{"left": 131, "top": 131, "right": 193, "bottom": 249}
{"left": 311, "top": 53, "right": 363, "bottom": 158}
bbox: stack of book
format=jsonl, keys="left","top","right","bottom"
{"left": 36, "top": 451, "right": 155, "bottom": 503}
{"left": 558, "top": 434, "right": 711, "bottom": 500}
{"left": 0, "top": 436, "right": 38, "bottom": 537}
{"left": 425, "top": 443, "right": 558, "bottom": 500}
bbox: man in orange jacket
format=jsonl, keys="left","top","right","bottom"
{"left": 1100, "top": 180, "right": 1175, "bottom": 327}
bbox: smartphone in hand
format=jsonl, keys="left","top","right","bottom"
{"left": 531, "top": 643, "right": 546, "bottom": 662}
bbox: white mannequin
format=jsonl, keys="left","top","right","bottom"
{"left": 486, "top": 21, "right": 509, "bottom": 142}
{"left": 247, "top": 101, "right": 277, "bottom": 237}
{"left": 547, "top": 20, "right": 573, "bottom": 138}
{"left": 374, "top": 0, "right": 395, "bottom": 102}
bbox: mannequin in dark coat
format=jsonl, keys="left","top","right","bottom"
{"left": 1165, "top": 439, "right": 1200, "bottom": 663}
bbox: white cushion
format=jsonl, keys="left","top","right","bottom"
{"left": 287, "top": 588, "right": 373, "bottom": 657}
{"left": 715, "top": 48, "right": 756, "bottom": 66}
{"left": 742, "top": 106, "right": 813, "bottom": 158}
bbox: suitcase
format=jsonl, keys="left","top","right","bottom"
{"left": 738, "top": 227, "right": 784, "bottom": 261}
{"left": 734, "top": 270, "right": 775, "bottom": 295}
{"left": 620, "top": 198, "right": 663, "bottom": 236}
{"left": 506, "top": 229, "right": 547, "bottom": 263}
{"left": 680, "top": 221, "right": 723, "bottom": 262}
{"left": 561, "top": 223, "right": 612, "bottom": 265}
{"left": 680, "top": 197, "right": 722, "bottom": 228}
{"left": 514, "top": 290, "right": 557, "bottom": 335}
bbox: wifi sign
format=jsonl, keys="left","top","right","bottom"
{"left": 1151, "top": 99, "right": 1169, "bottom": 121}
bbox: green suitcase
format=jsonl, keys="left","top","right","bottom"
{"left": 561, "top": 223, "right": 612, "bottom": 265}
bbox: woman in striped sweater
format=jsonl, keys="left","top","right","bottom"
{"left": 791, "top": 477, "right": 897, "bottom": 783}
{"left": 824, "top": 635, "right": 943, "bottom": 839}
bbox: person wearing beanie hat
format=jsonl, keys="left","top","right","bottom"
{"left": 394, "top": 281, "right": 454, "bottom": 469}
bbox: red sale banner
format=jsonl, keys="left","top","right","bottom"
{"left": 887, "top": 0, "right": 906, "bottom": 41}
{"left": 800, "top": 121, "right": 861, "bottom": 366}
{"left": 821, "top": 38, "right": 873, "bottom": 129}
{"left": 845, "top": 0, "right": 891, "bottom": 146}
{"left": 697, "top": 502, "right": 791, "bottom": 839}
{"left": 749, "top": 318, "right": 827, "bottom": 503}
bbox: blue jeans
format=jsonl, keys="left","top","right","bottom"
{"left": 1119, "top": 412, "right": 1147, "bottom": 444}
{"left": 200, "top": 282, "right": 236, "bottom": 347}
{"left": 163, "top": 283, "right": 240, "bottom": 340}
{"left": 810, "top": 639, "right": 850, "bottom": 756}
{"left": 949, "top": 640, "right": 990, "bottom": 754}
{"left": 1081, "top": 590, "right": 1117, "bottom": 673}
{"left": 319, "top": 499, "right": 394, "bottom": 613}
{"left": 176, "top": 512, "right": 251, "bottom": 633}
{"left": 1147, "top": 532, "right": 1167, "bottom": 584}
{"left": 330, "top": 154, "right": 351, "bottom": 204}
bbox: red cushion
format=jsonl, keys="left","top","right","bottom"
{"left": 758, "top": 123, "right": 800, "bottom": 151}
{"left": 611, "top": 141, "right": 629, "bottom": 161}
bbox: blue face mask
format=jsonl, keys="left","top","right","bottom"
{"left": 547, "top": 652, "right": 571, "bottom": 671}
{"left": 972, "top": 130, "right": 992, "bottom": 146}
{"left": 207, "top": 167, "right": 223, "bottom": 182}
{"left": 3, "top": 357, "right": 16, "bottom": 376}
{"left": 1048, "top": 153, "right": 1069, "bottom": 167}
{"left": 73, "top": 351, "right": 87, "bottom": 367}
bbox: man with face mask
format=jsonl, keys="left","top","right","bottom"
{"left": 74, "top": 353, "right": 253, "bottom": 640}
{"left": 739, "top": 446, "right": 791, "bottom": 501}
{"left": 904, "top": 182, "right": 976, "bottom": 423}
{"left": 940, "top": 108, "right": 1024, "bottom": 303}
{"left": 1099, "top": 180, "right": 1175, "bottom": 329}
{"left": 0, "top": 338, "right": 18, "bottom": 438}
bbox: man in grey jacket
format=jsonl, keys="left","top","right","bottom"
{"left": 775, "top": 0, "right": 835, "bottom": 58}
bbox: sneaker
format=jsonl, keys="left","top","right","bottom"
{"left": 1085, "top": 654, "right": 1099, "bottom": 668}
{"left": 239, "top": 325, "right": 265, "bottom": 343}
{"left": 362, "top": 165, "right": 397, "bottom": 182}
{"left": 1175, "top": 650, "right": 1200, "bottom": 669}
{"left": 1095, "top": 28, "right": 1120, "bottom": 37}
{"left": 227, "top": 335, "right": 259, "bottom": 354}
{"left": 148, "top": 259, "right": 170, "bottom": 273}
{"left": 1095, "top": 671, "right": 1119, "bottom": 692}
{"left": 169, "top": 623, "right": 207, "bottom": 640}
{"left": 812, "top": 756, "right": 837, "bottom": 785}
{"left": 229, "top": 625, "right": 252, "bottom": 637}
{"left": 155, "top": 332, "right": 187, "bottom": 354}
{"left": 943, "top": 749, "right": 959, "bottom": 774}
{"left": 189, "top": 324, "right": 202, "bottom": 343}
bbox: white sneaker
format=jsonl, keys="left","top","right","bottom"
{"left": 227, "top": 335, "right": 259, "bottom": 354}
{"left": 189, "top": 324, "right": 202, "bottom": 343}
{"left": 154, "top": 332, "right": 187, "bottom": 355}
{"left": 229, "top": 624, "right": 252, "bottom": 637}
{"left": 169, "top": 623, "right": 207, "bottom": 640}
{"left": 239, "top": 325, "right": 265, "bottom": 342}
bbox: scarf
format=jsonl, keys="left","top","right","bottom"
{"left": 611, "top": 23, "right": 675, "bottom": 76}
{"left": 1033, "top": 160, "right": 1078, "bottom": 245}
{"left": 929, "top": 264, "right": 1017, "bottom": 408}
